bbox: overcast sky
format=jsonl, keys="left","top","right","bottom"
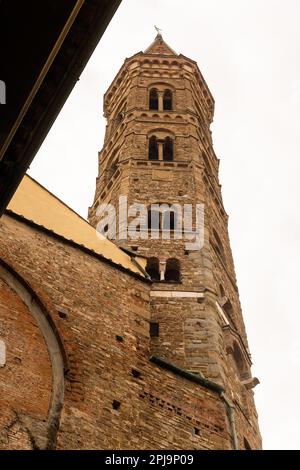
{"left": 28, "top": 0, "right": 300, "bottom": 450}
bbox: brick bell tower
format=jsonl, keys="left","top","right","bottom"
{"left": 89, "top": 33, "right": 262, "bottom": 449}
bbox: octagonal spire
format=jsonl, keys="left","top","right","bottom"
{"left": 144, "top": 31, "right": 177, "bottom": 56}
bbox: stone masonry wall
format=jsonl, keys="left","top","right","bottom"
{"left": 0, "top": 214, "right": 232, "bottom": 449}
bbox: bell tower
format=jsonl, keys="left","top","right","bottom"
{"left": 89, "top": 33, "right": 261, "bottom": 448}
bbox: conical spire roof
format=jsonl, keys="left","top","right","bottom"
{"left": 144, "top": 33, "right": 177, "bottom": 56}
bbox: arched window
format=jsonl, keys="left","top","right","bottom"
{"left": 219, "top": 284, "right": 225, "bottom": 297}
{"left": 146, "top": 257, "right": 160, "bottom": 281}
{"left": 165, "top": 258, "right": 180, "bottom": 282}
{"left": 203, "top": 154, "right": 214, "bottom": 176}
{"left": 163, "top": 137, "right": 173, "bottom": 161}
{"left": 212, "top": 229, "right": 226, "bottom": 263}
{"left": 115, "top": 112, "right": 123, "bottom": 128}
{"left": 163, "top": 89, "right": 172, "bottom": 111}
{"left": 111, "top": 99, "right": 126, "bottom": 133}
{"left": 149, "top": 136, "right": 159, "bottom": 160}
{"left": 223, "top": 299, "right": 234, "bottom": 325}
{"left": 148, "top": 205, "right": 180, "bottom": 233}
{"left": 149, "top": 88, "right": 159, "bottom": 110}
{"left": 233, "top": 342, "right": 248, "bottom": 380}
{"left": 148, "top": 209, "right": 160, "bottom": 230}
{"left": 106, "top": 160, "right": 118, "bottom": 183}
{"left": 105, "top": 148, "right": 119, "bottom": 183}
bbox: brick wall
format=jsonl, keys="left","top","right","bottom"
{"left": 0, "top": 214, "right": 234, "bottom": 449}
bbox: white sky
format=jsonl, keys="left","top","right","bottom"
{"left": 28, "top": 0, "right": 300, "bottom": 450}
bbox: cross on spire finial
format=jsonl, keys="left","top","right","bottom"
{"left": 154, "top": 25, "right": 162, "bottom": 37}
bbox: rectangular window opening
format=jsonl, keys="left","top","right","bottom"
{"left": 150, "top": 322, "right": 159, "bottom": 337}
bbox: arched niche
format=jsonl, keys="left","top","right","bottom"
{"left": 0, "top": 261, "right": 65, "bottom": 449}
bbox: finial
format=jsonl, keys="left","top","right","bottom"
{"left": 154, "top": 25, "right": 162, "bottom": 37}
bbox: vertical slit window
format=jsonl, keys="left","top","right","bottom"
{"left": 150, "top": 322, "right": 159, "bottom": 337}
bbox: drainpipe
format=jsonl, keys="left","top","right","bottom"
{"left": 220, "top": 392, "right": 238, "bottom": 450}
{"left": 149, "top": 356, "right": 239, "bottom": 450}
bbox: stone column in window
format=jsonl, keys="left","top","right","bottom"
{"left": 158, "top": 141, "right": 164, "bottom": 161}
{"left": 158, "top": 91, "right": 164, "bottom": 111}
{"left": 159, "top": 261, "right": 166, "bottom": 281}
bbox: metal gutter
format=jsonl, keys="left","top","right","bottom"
{"left": 149, "top": 355, "right": 224, "bottom": 394}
